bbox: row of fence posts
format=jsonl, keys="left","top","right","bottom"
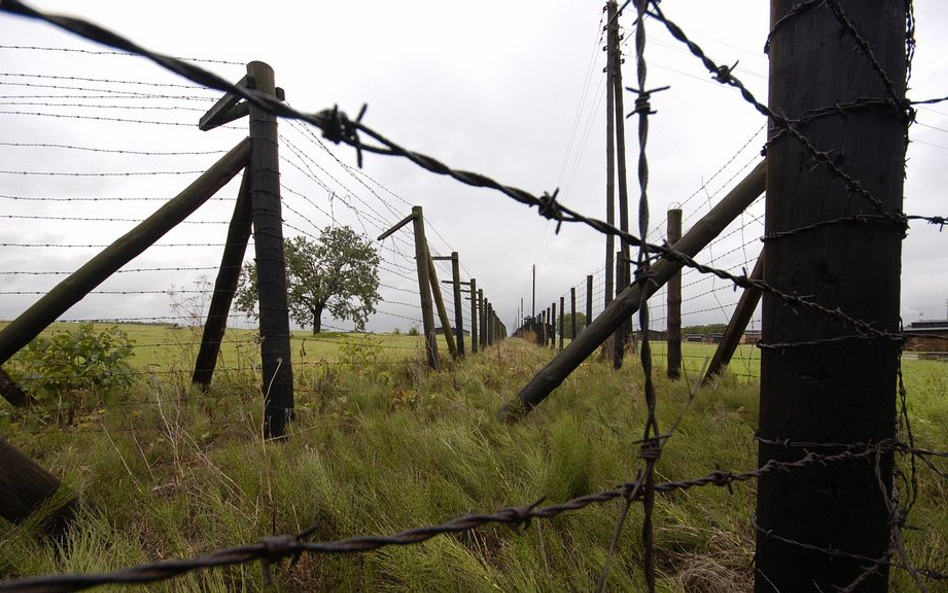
{"left": 378, "top": 205, "right": 507, "bottom": 373}
{"left": 0, "top": 59, "right": 515, "bottom": 535}
{"left": 532, "top": 206, "right": 761, "bottom": 385}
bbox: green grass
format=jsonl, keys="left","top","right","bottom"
{"left": 0, "top": 336, "right": 945, "bottom": 591}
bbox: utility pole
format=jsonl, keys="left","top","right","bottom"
{"left": 609, "top": 0, "right": 632, "bottom": 368}
{"left": 604, "top": 1, "right": 616, "bottom": 323}
{"left": 757, "top": 2, "right": 907, "bottom": 591}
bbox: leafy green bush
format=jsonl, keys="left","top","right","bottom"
{"left": 10, "top": 324, "right": 136, "bottom": 405}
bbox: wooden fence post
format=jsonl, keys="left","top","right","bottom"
{"left": 756, "top": 3, "right": 906, "bottom": 590}
{"left": 570, "top": 287, "right": 577, "bottom": 342}
{"left": 0, "top": 140, "right": 250, "bottom": 367}
{"left": 451, "top": 253, "right": 465, "bottom": 357}
{"left": 559, "top": 296, "right": 565, "bottom": 350}
{"left": 413, "top": 208, "right": 439, "bottom": 370}
{"left": 586, "top": 274, "right": 593, "bottom": 328}
{"left": 192, "top": 168, "right": 252, "bottom": 391}
{"left": 499, "top": 162, "right": 765, "bottom": 420}
{"left": 478, "top": 289, "right": 486, "bottom": 349}
{"left": 246, "top": 61, "right": 294, "bottom": 439}
{"left": 470, "top": 278, "right": 478, "bottom": 354}
{"left": 667, "top": 208, "right": 682, "bottom": 380}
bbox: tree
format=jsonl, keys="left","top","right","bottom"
{"left": 236, "top": 226, "right": 381, "bottom": 334}
{"left": 558, "top": 312, "right": 587, "bottom": 339}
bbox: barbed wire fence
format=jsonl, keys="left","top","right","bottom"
{"left": 0, "top": 0, "right": 945, "bottom": 591}
{"left": 0, "top": 46, "right": 488, "bottom": 384}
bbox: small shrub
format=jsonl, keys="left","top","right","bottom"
{"left": 9, "top": 324, "right": 136, "bottom": 417}
{"left": 407, "top": 326, "right": 419, "bottom": 337}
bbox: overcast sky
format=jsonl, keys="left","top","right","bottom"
{"left": 1, "top": 1, "right": 946, "bottom": 337}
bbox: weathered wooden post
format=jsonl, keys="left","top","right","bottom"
{"left": 379, "top": 209, "right": 439, "bottom": 369}
{"left": 499, "top": 162, "right": 765, "bottom": 420}
{"left": 559, "top": 296, "right": 565, "bottom": 350}
{"left": 246, "top": 61, "right": 294, "bottom": 438}
{"left": 756, "top": 3, "right": 906, "bottom": 590}
{"left": 0, "top": 437, "right": 76, "bottom": 536}
{"left": 478, "top": 289, "right": 486, "bottom": 349}
{"left": 704, "top": 255, "right": 763, "bottom": 383}
{"left": 586, "top": 275, "right": 593, "bottom": 328}
{"left": 570, "top": 287, "right": 577, "bottom": 343}
{"left": 450, "top": 253, "right": 465, "bottom": 357}
{"left": 414, "top": 208, "right": 439, "bottom": 370}
{"left": 667, "top": 208, "right": 682, "bottom": 380}
{"left": 470, "top": 278, "right": 479, "bottom": 354}
{"left": 192, "top": 170, "right": 252, "bottom": 391}
{"left": 427, "top": 254, "right": 458, "bottom": 359}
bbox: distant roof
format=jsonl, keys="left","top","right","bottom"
{"left": 909, "top": 320, "right": 948, "bottom": 330}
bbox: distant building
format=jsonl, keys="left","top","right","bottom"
{"left": 684, "top": 334, "right": 705, "bottom": 342}
{"left": 636, "top": 328, "right": 667, "bottom": 341}
{"left": 904, "top": 320, "right": 948, "bottom": 352}
{"left": 741, "top": 329, "right": 762, "bottom": 344}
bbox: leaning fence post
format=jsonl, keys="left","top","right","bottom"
{"left": 413, "top": 208, "right": 440, "bottom": 370}
{"left": 667, "top": 208, "right": 682, "bottom": 380}
{"left": 704, "top": 254, "right": 763, "bottom": 383}
{"left": 192, "top": 168, "right": 253, "bottom": 391}
{"left": 427, "top": 253, "right": 458, "bottom": 359}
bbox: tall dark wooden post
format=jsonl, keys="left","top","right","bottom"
{"left": 470, "top": 278, "right": 478, "bottom": 354}
{"left": 586, "top": 274, "right": 593, "bottom": 328}
{"left": 247, "top": 61, "right": 294, "bottom": 438}
{"left": 478, "top": 289, "right": 486, "bottom": 349}
{"left": 550, "top": 303, "right": 556, "bottom": 349}
{"left": 757, "top": 3, "right": 906, "bottom": 591}
{"left": 666, "top": 208, "right": 682, "bottom": 380}
{"left": 559, "top": 296, "right": 565, "bottom": 350}
{"left": 488, "top": 304, "right": 495, "bottom": 346}
{"left": 604, "top": 0, "right": 616, "bottom": 325}
{"left": 451, "top": 253, "right": 465, "bottom": 357}
{"left": 192, "top": 169, "right": 252, "bottom": 390}
{"left": 570, "top": 287, "right": 577, "bottom": 341}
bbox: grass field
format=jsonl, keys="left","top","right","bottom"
{"left": 0, "top": 329, "right": 946, "bottom": 591}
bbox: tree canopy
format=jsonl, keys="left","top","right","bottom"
{"left": 236, "top": 226, "right": 381, "bottom": 334}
